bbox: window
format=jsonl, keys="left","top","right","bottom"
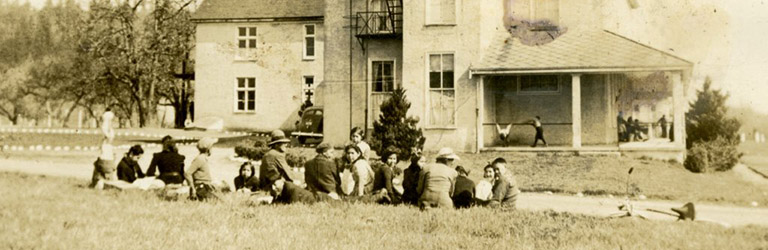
{"left": 235, "top": 78, "right": 256, "bottom": 112}
{"left": 517, "top": 75, "right": 560, "bottom": 94}
{"left": 428, "top": 53, "right": 455, "bottom": 126}
{"left": 426, "top": 0, "right": 456, "bottom": 25}
{"left": 372, "top": 61, "right": 394, "bottom": 92}
{"left": 237, "top": 27, "right": 257, "bottom": 60}
{"left": 303, "top": 25, "right": 315, "bottom": 59}
{"left": 302, "top": 76, "right": 315, "bottom": 105}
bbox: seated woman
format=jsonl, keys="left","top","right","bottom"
{"left": 184, "top": 137, "right": 220, "bottom": 201}
{"left": 117, "top": 145, "right": 145, "bottom": 183}
{"left": 234, "top": 162, "right": 259, "bottom": 193}
{"left": 452, "top": 166, "right": 475, "bottom": 209}
{"left": 372, "top": 147, "right": 401, "bottom": 203}
{"left": 146, "top": 136, "right": 186, "bottom": 185}
{"left": 345, "top": 145, "right": 374, "bottom": 196}
{"left": 474, "top": 165, "right": 496, "bottom": 206}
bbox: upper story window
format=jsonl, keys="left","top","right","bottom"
{"left": 303, "top": 25, "right": 315, "bottom": 60}
{"left": 237, "top": 27, "right": 257, "bottom": 60}
{"left": 426, "top": 0, "right": 456, "bottom": 25}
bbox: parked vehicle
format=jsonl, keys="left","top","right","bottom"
{"left": 293, "top": 106, "right": 323, "bottom": 144}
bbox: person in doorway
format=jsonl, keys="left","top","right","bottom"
{"left": 531, "top": 116, "right": 548, "bottom": 147}
{"left": 184, "top": 137, "right": 221, "bottom": 201}
{"left": 259, "top": 130, "right": 294, "bottom": 191}
{"left": 116, "top": 145, "right": 145, "bottom": 183}
{"left": 417, "top": 147, "right": 459, "bottom": 210}
{"left": 657, "top": 115, "right": 668, "bottom": 138}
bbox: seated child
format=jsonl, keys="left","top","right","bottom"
{"left": 234, "top": 162, "right": 259, "bottom": 193}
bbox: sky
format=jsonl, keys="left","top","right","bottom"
{"left": 20, "top": 0, "right": 768, "bottom": 114}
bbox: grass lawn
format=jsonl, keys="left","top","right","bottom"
{"left": 1, "top": 172, "right": 766, "bottom": 250}
{"left": 740, "top": 141, "right": 768, "bottom": 177}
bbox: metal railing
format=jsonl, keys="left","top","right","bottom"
{"left": 356, "top": 11, "right": 401, "bottom": 36}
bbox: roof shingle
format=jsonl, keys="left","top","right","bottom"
{"left": 191, "top": 0, "right": 324, "bottom": 21}
{"left": 472, "top": 29, "right": 693, "bottom": 74}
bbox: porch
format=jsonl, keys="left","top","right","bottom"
{"left": 470, "top": 29, "right": 693, "bottom": 161}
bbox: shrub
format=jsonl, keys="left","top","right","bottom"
{"left": 234, "top": 138, "right": 307, "bottom": 168}
{"left": 371, "top": 87, "right": 425, "bottom": 161}
{"left": 686, "top": 77, "right": 741, "bottom": 149}
{"left": 684, "top": 137, "right": 742, "bottom": 173}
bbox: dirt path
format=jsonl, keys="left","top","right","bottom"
{"left": 1, "top": 147, "right": 767, "bottom": 227}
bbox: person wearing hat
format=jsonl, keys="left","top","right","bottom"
{"left": 417, "top": 147, "right": 459, "bottom": 210}
{"left": 259, "top": 130, "right": 294, "bottom": 191}
{"left": 184, "top": 137, "right": 220, "bottom": 201}
{"left": 304, "top": 142, "right": 341, "bottom": 198}
{"left": 452, "top": 166, "right": 475, "bottom": 209}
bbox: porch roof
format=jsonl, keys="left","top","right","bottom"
{"left": 471, "top": 29, "right": 693, "bottom": 75}
{"left": 191, "top": 0, "right": 324, "bottom": 22}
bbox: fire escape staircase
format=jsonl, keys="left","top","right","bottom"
{"left": 354, "top": 0, "right": 403, "bottom": 52}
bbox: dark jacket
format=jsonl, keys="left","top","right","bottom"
{"left": 372, "top": 163, "right": 396, "bottom": 202}
{"left": 273, "top": 182, "right": 331, "bottom": 205}
{"left": 259, "top": 149, "right": 294, "bottom": 191}
{"left": 452, "top": 175, "right": 475, "bottom": 208}
{"left": 116, "top": 156, "right": 144, "bottom": 183}
{"left": 304, "top": 154, "right": 340, "bottom": 194}
{"left": 234, "top": 176, "right": 259, "bottom": 192}
{"left": 146, "top": 151, "right": 185, "bottom": 184}
{"left": 401, "top": 164, "right": 421, "bottom": 205}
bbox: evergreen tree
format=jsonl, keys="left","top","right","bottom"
{"left": 371, "top": 88, "right": 425, "bottom": 160}
{"left": 685, "top": 77, "right": 741, "bottom": 149}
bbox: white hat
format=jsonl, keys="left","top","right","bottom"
{"left": 436, "top": 147, "right": 459, "bottom": 160}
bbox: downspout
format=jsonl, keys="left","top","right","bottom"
{"left": 349, "top": 0, "right": 354, "bottom": 133}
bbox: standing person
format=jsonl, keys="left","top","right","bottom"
{"left": 626, "top": 116, "right": 635, "bottom": 141}
{"left": 146, "top": 136, "right": 186, "bottom": 185}
{"left": 401, "top": 153, "right": 426, "bottom": 206}
{"left": 345, "top": 144, "right": 374, "bottom": 196}
{"left": 452, "top": 166, "right": 475, "bottom": 209}
{"left": 116, "top": 145, "right": 145, "bottom": 183}
{"left": 372, "top": 147, "right": 401, "bottom": 203}
{"left": 234, "top": 162, "right": 259, "bottom": 192}
{"left": 657, "top": 115, "right": 668, "bottom": 138}
{"left": 617, "top": 111, "right": 628, "bottom": 142}
{"left": 417, "top": 147, "right": 459, "bottom": 210}
{"left": 304, "top": 142, "right": 341, "bottom": 199}
{"left": 259, "top": 130, "right": 294, "bottom": 191}
{"left": 633, "top": 118, "right": 645, "bottom": 141}
{"left": 101, "top": 108, "right": 115, "bottom": 143}
{"left": 474, "top": 165, "right": 496, "bottom": 206}
{"left": 531, "top": 116, "right": 548, "bottom": 147}
{"left": 184, "top": 137, "right": 220, "bottom": 201}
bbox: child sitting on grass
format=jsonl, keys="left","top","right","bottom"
{"left": 234, "top": 162, "right": 259, "bottom": 193}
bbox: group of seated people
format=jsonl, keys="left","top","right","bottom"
{"left": 92, "top": 128, "right": 520, "bottom": 209}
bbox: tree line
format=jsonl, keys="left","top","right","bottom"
{"left": 0, "top": 0, "right": 195, "bottom": 128}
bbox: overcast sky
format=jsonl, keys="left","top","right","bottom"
{"left": 21, "top": 0, "right": 768, "bottom": 114}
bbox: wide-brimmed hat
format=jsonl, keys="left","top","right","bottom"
{"left": 268, "top": 130, "right": 291, "bottom": 146}
{"left": 436, "top": 147, "right": 459, "bottom": 160}
{"left": 197, "top": 137, "right": 218, "bottom": 150}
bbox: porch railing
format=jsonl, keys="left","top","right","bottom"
{"left": 356, "top": 11, "right": 401, "bottom": 37}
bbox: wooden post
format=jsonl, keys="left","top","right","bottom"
{"left": 672, "top": 71, "right": 685, "bottom": 147}
{"left": 476, "top": 76, "right": 485, "bottom": 153}
{"left": 572, "top": 74, "right": 582, "bottom": 148}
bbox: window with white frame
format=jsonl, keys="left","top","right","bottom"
{"left": 372, "top": 61, "right": 394, "bottom": 92}
{"left": 235, "top": 78, "right": 256, "bottom": 112}
{"left": 302, "top": 76, "right": 315, "bottom": 105}
{"left": 237, "top": 27, "right": 257, "bottom": 60}
{"left": 426, "top": 0, "right": 456, "bottom": 25}
{"left": 517, "top": 75, "right": 561, "bottom": 94}
{"left": 303, "top": 25, "right": 315, "bottom": 59}
{"left": 428, "top": 53, "right": 455, "bottom": 126}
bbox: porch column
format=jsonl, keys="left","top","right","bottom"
{"left": 672, "top": 71, "right": 685, "bottom": 147}
{"left": 476, "top": 76, "right": 485, "bottom": 153}
{"left": 572, "top": 74, "right": 582, "bottom": 148}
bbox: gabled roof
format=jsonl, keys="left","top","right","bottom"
{"left": 191, "top": 0, "right": 324, "bottom": 22}
{"left": 471, "top": 29, "right": 693, "bottom": 75}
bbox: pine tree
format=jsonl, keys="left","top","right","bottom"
{"left": 371, "top": 87, "right": 425, "bottom": 161}
{"left": 685, "top": 77, "right": 741, "bottom": 149}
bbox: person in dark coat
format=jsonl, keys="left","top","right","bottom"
{"left": 146, "top": 136, "right": 186, "bottom": 185}
{"left": 259, "top": 130, "right": 294, "bottom": 191}
{"left": 116, "top": 145, "right": 145, "bottom": 183}
{"left": 452, "top": 166, "right": 475, "bottom": 209}
{"left": 304, "top": 143, "right": 341, "bottom": 197}
{"left": 657, "top": 115, "right": 668, "bottom": 138}
{"left": 531, "top": 116, "right": 548, "bottom": 147}
{"left": 234, "top": 162, "right": 259, "bottom": 192}
{"left": 372, "top": 147, "right": 401, "bottom": 203}
{"left": 401, "top": 153, "right": 426, "bottom": 206}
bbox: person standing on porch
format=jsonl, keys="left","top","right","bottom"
{"left": 531, "top": 116, "right": 547, "bottom": 147}
{"left": 657, "top": 115, "right": 668, "bottom": 138}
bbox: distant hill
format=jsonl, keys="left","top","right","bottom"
{"left": 729, "top": 106, "right": 768, "bottom": 136}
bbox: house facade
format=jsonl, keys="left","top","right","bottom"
{"left": 191, "top": 0, "right": 325, "bottom": 131}
{"left": 193, "top": 0, "right": 692, "bottom": 161}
